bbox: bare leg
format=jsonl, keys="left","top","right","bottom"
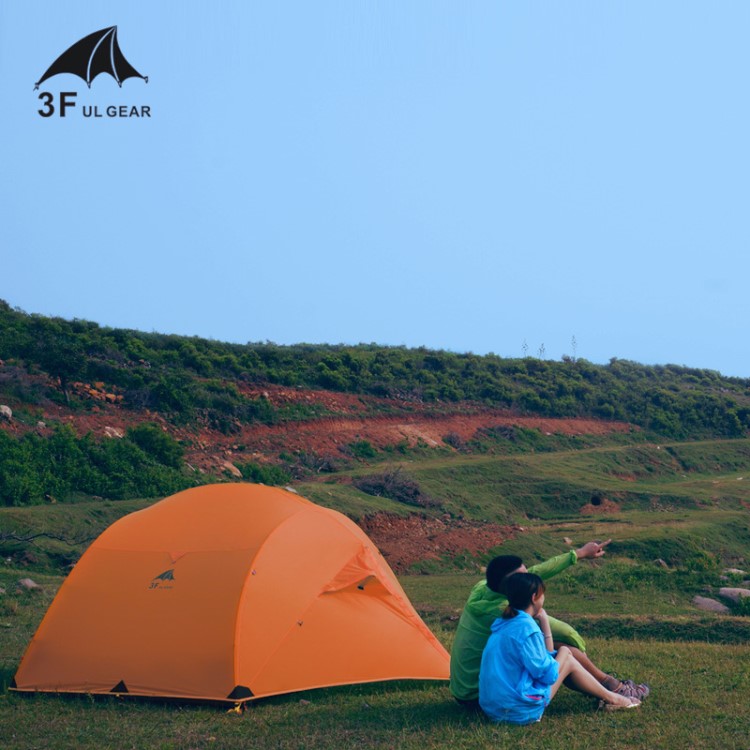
{"left": 553, "top": 642, "right": 620, "bottom": 690}
{"left": 550, "top": 647, "right": 636, "bottom": 707}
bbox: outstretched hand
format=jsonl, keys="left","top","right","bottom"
{"left": 575, "top": 539, "right": 611, "bottom": 560}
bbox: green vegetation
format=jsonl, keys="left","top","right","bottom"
{"left": 235, "top": 461, "right": 292, "bottom": 486}
{"left": 298, "top": 439, "right": 750, "bottom": 532}
{"left": 125, "top": 423, "right": 185, "bottom": 468}
{"left": 407, "top": 439, "right": 750, "bottom": 521}
{"left": 3, "top": 301, "right": 750, "bottom": 507}
{"left": 344, "top": 439, "right": 379, "bottom": 460}
{"left": 3, "top": 300, "right": 750, "bottom": 441}
{"left": 4, "top": 436, "right": 750, "bottom": 576}
{"left": 1, "top": 639, "right": 748, "bottom": 749}
{"left": 0, "top": 641, "right": 750, "bottom": 750}
{"left": 0, "top": 499, "right": 151, "bottom": 573}
{"left": 0, "top": 425, "right": 196, "bottom": 506}
{"left": 353, "top": 467, "right": 438, "bottom": 508}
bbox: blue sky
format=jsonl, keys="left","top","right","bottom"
{"left": 2, "top": 2, "right": 749, "bottom": 377}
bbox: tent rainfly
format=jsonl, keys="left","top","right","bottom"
{"left": 12, "top": 483, "right": 449, "bottom": 702}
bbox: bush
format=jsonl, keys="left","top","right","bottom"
{"left": 0, "top": 425, "right": 195, "bottom": 506}
{"left": 343, "top": 440, "right": 378, "bottom": 460}
{"left": 443, "top": 432, "right": 467, "bottom": 451}
{"left": 278, "top": 450, "right": 344, "bottom": 478}
{"left": 236, "top": 462, "right": 291, "bottom": 486}
{"left": 353, "top": 467, "right": 439, "bottom": 508}
{"left": 126, "top": 423, "right": 184, "bottom": 468}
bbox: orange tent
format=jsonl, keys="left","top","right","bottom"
{"left": 13, "top": 483, "right": 449, "bottom": 702}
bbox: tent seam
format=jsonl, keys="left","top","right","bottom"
{"left": 231, "top": 497, "right": 311, "bottom": 690}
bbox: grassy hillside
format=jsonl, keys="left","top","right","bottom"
{"left": 304, "top": 438, "right": 750, "bottom": 535}
{"left": 3, "top": 299, "right": 750, "bottom": 441}
{"left": 4, "top": 437, "right": 750, "bottom": 575}
{"left": 3, "top": 300, "right": 750, "bottom": 508}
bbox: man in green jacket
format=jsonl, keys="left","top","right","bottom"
{"left": 449, "top": 540, "right": 649, "bottom": 706}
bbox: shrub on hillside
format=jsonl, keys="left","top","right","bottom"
{"left": 236, "top": 461, "right": 291, "bottom": 486}
{"left": 126, "top": 423, "right": 184, "bottom": 468}
{"left": 443, "top": 432, "right": 467, "bottom": 451}
{"left": 279, "top": 450, "right": 344, "bottom": 478}
{"left": 342, "top": 440, "right": 378, "bottom": 460}
{"left": 353, "top": 467, "right": 438, "bottom": 508}
{"left": 0, "top": 425, "right": 195, "bottom": 506}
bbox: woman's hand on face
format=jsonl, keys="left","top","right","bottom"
{"left": 536, "top": 607, "right": 549, "bottom": 622}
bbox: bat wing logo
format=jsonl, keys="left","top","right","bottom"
{"left": 35, "top": 26, "right": 148, "bottom": 90}
{"left": 148, "top": 569, "right": 176, "bottom": 589}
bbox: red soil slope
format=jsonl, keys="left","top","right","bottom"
{"left": 1, "top": 382, "right": 633, "bottom": 474}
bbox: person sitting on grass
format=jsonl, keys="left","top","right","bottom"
{"left": 450, "top": 540, "right": 649, "bottom": 707}
{"left": 479, "top": 573, "right": 641, "bottom": 724}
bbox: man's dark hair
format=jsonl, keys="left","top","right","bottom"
{"left": 502, "top": 573, "right": 545, "bottom": 619}
{"left": 486, "top": 555, "right": 523, "bottom": 594}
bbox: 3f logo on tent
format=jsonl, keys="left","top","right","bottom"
{"left": 149, "top": 569, "right": 175, "bottom": 590}
{"left": 35, "top": 26, "right": 151, "bottom": 120}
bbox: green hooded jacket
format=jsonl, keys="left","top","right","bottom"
{"left": 449, "top": 549, "right": 586, "bottom": 702}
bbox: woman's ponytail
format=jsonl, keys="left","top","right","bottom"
{"left": 501, "top": 573, "right": 545, "bottom": 619}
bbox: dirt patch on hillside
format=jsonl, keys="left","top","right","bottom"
{"left": 237, "top": 383, "right": 407, "bottom": 415}
{"left": 233, "top": 412, "right": 633, "bottom": 460}
{"left": 359, "top": 512, "right": 521, "bottom": 572}
{"left": 0, "top": 377, "right": 635, "bottom": 476}
{"left": 579, "top": 498, "right": 621, "bottom": 514}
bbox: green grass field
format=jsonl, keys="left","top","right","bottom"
{"left": 2, "top": 567, "right": 749, "bottom": 750}
{"left": 2, "top": 435, "right": 750, "bottom": 749}
{"left": 2, "top": 643, "right": 749, "bottom": 750}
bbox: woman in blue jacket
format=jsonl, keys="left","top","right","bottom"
{"left": 479, "top": 573, "right": 640, "bottom": 724}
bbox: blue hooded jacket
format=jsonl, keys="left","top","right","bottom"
{"left": 479, "top": 610, "right": 559, "bottom": 724}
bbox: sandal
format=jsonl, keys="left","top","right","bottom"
{"left": 598, "top": 698, "right": 641, "bottom": 712}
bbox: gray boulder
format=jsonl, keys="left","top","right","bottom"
{"left": 718, "top": 587, "right": 750, "bottom": 604}
{"left": 723, "top": 568, "right": 747, "bottom": 577}
{"left": 692, "top": 595, "right": 730, "bottom": 614}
